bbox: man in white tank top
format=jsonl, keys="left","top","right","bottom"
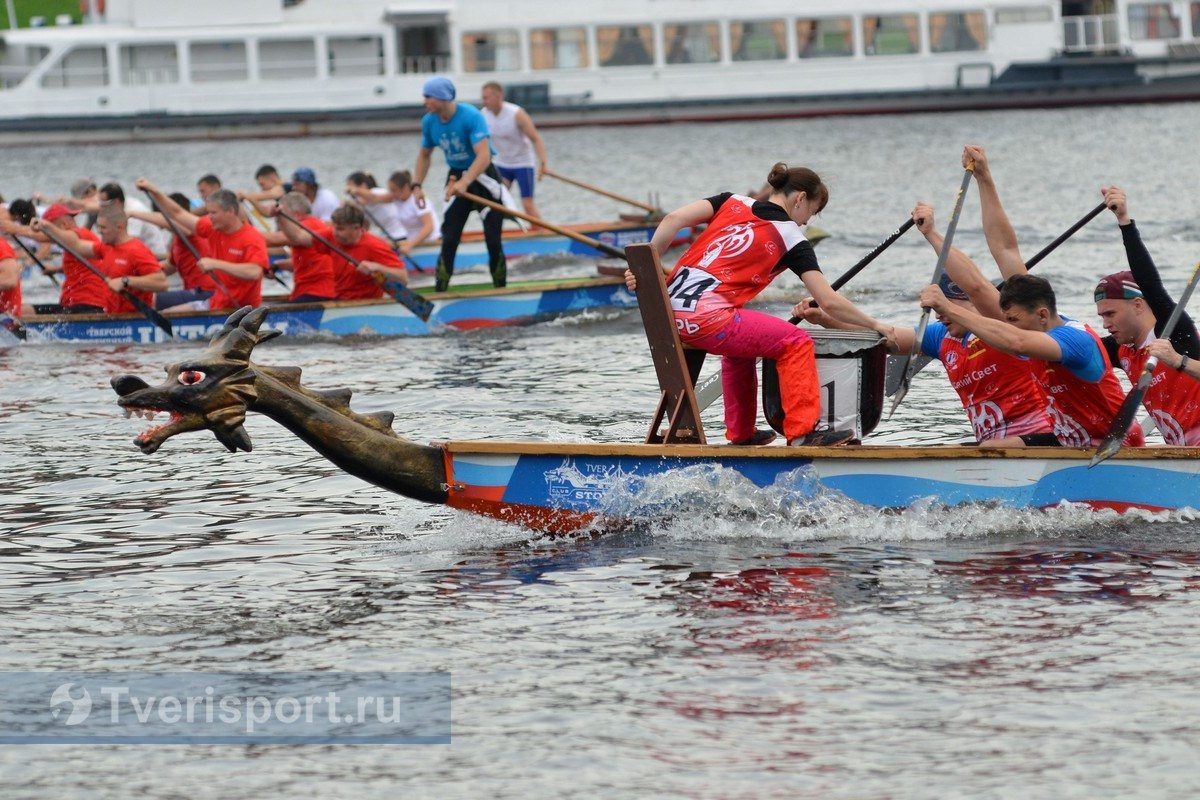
{"left": 480, "top": 81, "right": 548, "bottom": 220}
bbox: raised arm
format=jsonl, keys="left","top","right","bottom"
{"left": 964, "top": 145, "right": 1026, "bottom": 281}
{"left": 137, "top": 178, "right": 200, "bottom": 234}
{"left": 1103, "top": 185, "right": 1200, "bottom": 358}
{"left": 912, "top": 201, "right": 1003, "bottom": 320}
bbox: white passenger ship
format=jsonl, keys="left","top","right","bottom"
{"left": 1, "top": 0, "right": 1199, "bottom": 140}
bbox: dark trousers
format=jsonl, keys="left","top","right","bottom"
{"left": 436, "top": 166, "right": 506, "bottom": 292}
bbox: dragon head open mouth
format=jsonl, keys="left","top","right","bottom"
{"left": 111, "top": 306, "right": 280, "bottom": 454}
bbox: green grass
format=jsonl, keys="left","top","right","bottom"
{"left": 0, "top": 0, "right": 81, "bottom": 29}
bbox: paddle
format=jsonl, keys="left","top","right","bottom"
{"left": 885, "top": 200, "right": 1110, "bottom": 395}
{"left": 344, "top": 194, "right": 425, "bottom": 274}
{"left": 0, "top": 312, "right": 26, "bottom": 342}
{"left": 887, "top": 166, "right": 975, "bottom": 418}
{"left": 695, "top": 217, "right": 916, "bottom": 411}
{"left": 542, "top": 168, "right": 660, "bottom": 216}
{"left": 8, "top": 234, "right": 60, "bottom": 287}
{"left": 39, "top": 225, "right": 174, "bottom": 338}
{"left": 457, "top": 190, "right": 626, "bottom": 260}
{"left": 1090, "top": 259, "right": 1200, "bottom": 466}
{"left": 272, "top": 207, "right": 434, "bottom": 321}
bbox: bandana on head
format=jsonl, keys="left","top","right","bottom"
{"left": 938, "top": 273, "right": 970, "bottom": 301}
{"left": 1094, "top": 271, "right": 1143, "bottom": 302}
{"left": 422, "top": 76, "right": 456, "bottom": 101}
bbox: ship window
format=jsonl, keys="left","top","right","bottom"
{"left": 994, "top": 6, "right": 1053, "bottom": 23}
{"left": 1128, "top": 3, "right": 1181, "bottom": 39}
{"left": 329, "top": 36, "right": 384, "bottom": 76}
{"left": 0, "top": 44, "right": 49, "bottom": 89}
{"left": 119, "top": 44, "right": 178, "bottom": 85}
{"left": 664, "top": 22, "right": 720, "bottom": 64}
{"left": 797, "top": 17, "right": 853, "bottom": 58}
{"left": 929, "top": 12, "right": 987, "bottom": 52}
{"left": 1193, "top": 3, "right": 1200, "bottom": 38}
{"left": 530, "top": 27, "right": 588, "bottom": 70}
{"left": 40, "top": 46, "right": 108, "bottom": 88}
{"left": 461, "top": 30, "right": 520, "bottom": 72}
{"left": 863, "top": 15, "right": 920, "bottom": 55}
{"left": 597, "top": 25, "right": 654, "bottom": 67}
{"left": 259, "top": 39, "right": 317, "bottom": 80}
{"left": 189, "top": 41, "right": 248, "bottom": 83}
{"left": 730, "top": 20, "right": 787, "bottom": 61}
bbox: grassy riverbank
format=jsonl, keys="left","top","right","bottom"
{"left": 0, "top": 0, "right": 81, "bottom": 29}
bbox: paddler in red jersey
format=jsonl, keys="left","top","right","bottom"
{"left": 137, "top": 178, "right": 269, "bottom": 311}
{"left": 1089, "top": 186, "right": 1200, "bottom": 445}
{"left": 916, "top": 146, "right": 1142, "bottom": 448}
{"left": 0, "top": 236, "right": 26, "bottom": 319}
{"left": 805, "top": 202, "right": 1058, "bottom": 447}
{"left": 626, "top": 162, "right": 892, "bottom": 447}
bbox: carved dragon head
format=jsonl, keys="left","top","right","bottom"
{"left": 110, "top": 306, "right": 279, "bottom": 454}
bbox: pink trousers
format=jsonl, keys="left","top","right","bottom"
{"left": 686, "top": 309, "right": 820, "bottom": 442}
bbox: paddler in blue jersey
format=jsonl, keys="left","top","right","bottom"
{"left": 410, "top": 76, "right": 507, "bottom": 292}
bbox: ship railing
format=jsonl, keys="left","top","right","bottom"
{"left": 399, "top": 54, "right": 448, "bottom": 74}
{"left": 1062, "top": 14, "right": 1121, "bottom": 53}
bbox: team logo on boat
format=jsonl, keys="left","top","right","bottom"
{"left": 544, "top": 459, "right": 630, "bottom": 510}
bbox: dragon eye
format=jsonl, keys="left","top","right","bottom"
{"left": 178, "top": 370, "right": 206, "bottom": 385}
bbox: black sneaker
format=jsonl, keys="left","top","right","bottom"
{"left": 787, "top": 429, "right": 855, "bottom": 447}
{"left": 730, "top": 429, "right": 777, "bottom": 446}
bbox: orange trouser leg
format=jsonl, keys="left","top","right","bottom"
{"left": 775, "top": 337, "right": 820, "bottom": 441}
{"left": 684, "top": 309, "right": 819, "bottom": 443}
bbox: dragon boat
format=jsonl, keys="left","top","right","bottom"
{"left": 404, "top": 219, "right": 688, "bottom": 272}
{"left": 9, "top": 274, "right": 634, "bottom": 345}
{"left": 109, "top": 302, "right": 1200, "bottom": 535}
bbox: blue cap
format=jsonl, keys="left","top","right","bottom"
{"left": 938, "top": 273, "right": 970, "bottom": 301}
{"left": 422, "top": 76, "right": 456, "bottom": 101}
{"left": 292, "top": 167, "right": 317, "bottom": 185}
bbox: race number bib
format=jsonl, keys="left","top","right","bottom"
{"left": 666, "top": 267, "right": 721, "bottom": 313}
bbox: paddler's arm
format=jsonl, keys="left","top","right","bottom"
{"left": 920, "top": 284, "right": 1063, "bottom": 361}
{"left": 803, "top": 268, "right": 895, "bottom": 340}
{"left": 30, "top": 219, "right": 97, "bottom": 258}
{"left": 965, "top": 145, "right": 1026, "bottom": 283}
{"left": 137, "top": 178, "right": 200, "bottom": 235}
{"left": 199, "top": 258, "right": 265, "bottom": 281}
{"left": 448, "top": 139, "right": 492, "bottom": 201}
{"left": 913, "top": 200, "right": 1004, "bottom": 320}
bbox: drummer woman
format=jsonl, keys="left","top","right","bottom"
{"left": 626, "top": 162, "right": 891, "bottom": 446}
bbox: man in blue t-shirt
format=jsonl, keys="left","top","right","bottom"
{"left": 411, "top": 76, "right": 507, "bottom": 292}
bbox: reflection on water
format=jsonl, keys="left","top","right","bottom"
{"left": 4, "top": 104, "right": 1200, "bottom": 797}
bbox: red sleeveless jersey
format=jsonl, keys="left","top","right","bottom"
{"left": 57, "top": 226, "right": 108, "bottom": 309}
{"left": 0, "top": 238, "right": 20, "bottom": 316}
{"left": 666, "top": 194, "right": 806, "bottom": 339}
{"left": 940, "top": 333, "right": 1053, "bottom": 442}
{"left": 1119, "top": 340, "right": 1200, "bottom": 445}
{"left": 1033, "top": 320, "right": 1144, "bottom": 448}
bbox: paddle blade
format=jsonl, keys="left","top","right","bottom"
{"left": 1089, "top": 385, "right": 1146, "bottom": 467}
{"left": 886, "top": 356, "right": 913, "bottom": 419}
{"left": 384, "top": 281, "right": 435, "bottom": 322}
{"left": 124, "top": 290, "right": 174, "bottom": 338}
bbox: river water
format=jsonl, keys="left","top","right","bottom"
{"left": 4, "top": 104, "right": 1200, "bottom": 797}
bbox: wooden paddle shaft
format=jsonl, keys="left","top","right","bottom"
{"left": 456, "top": 190, "right": 626, "bottom": 260}
{"left": 542, "top": 168, "right": 659, "bottom": 215}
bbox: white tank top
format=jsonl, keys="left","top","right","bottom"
{"left": 481, "top": 101, "right": 536, "bottom": 169}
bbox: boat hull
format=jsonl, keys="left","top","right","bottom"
{"left": 441, "top": 442, "right": 1200, "bottom": 533}
{"left": 11, "top": 277, "right": 636, "bottom": 344}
